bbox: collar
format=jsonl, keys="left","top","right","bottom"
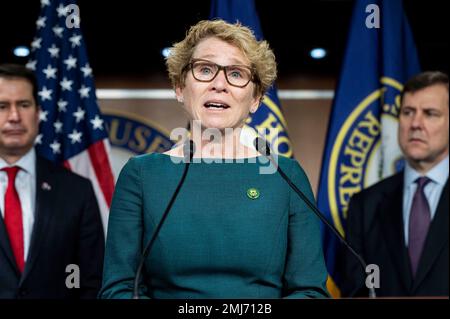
{"left": 404, "top": 155, "right": 449, "bottom": 187}
{"left": 0, "top": 148, "right": 36, "bottom": 177}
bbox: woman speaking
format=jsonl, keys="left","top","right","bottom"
{"left": 99, "top": 19, "right": 329, "bottom": 299}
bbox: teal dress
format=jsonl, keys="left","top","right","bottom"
{"left": 99, "top": 153, "right": 329, "bottom": 298}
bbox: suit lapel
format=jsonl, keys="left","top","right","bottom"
{"left": 0, "top": 212, "right": 21, "bottom": 275}
{"left": 412, "top": 179, "right": 449, "bottom": 292}
{"left": 379, "top": 172, "right": 414, "bottom": 292}
{"left": 20, "top": 157, "right": 56, "bottom": 284}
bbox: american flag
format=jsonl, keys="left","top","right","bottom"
{"left": 27, "top": 0, "right": 114, "bottom": 231}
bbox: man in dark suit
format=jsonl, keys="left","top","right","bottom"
{"left": 0, "top": 64, "right": 104, "bottom": 298}
{"left": 341, "top": 71, "right": 449, "bottom": 297}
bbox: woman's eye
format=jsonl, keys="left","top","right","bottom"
{"left": 229, "top": 70, "right": 242, "bottom": 78}
{"left": 199, "top": 65, "right": 214, "bottom": 74}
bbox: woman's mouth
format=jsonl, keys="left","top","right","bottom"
{"left": 204, "top": 102, "right": 230, "bottom": 110}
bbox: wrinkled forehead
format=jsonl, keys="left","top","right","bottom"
{"left": 192, "top": 37, "right": 250, "bottom": 66}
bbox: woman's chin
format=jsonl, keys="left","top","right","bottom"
{"left": 190, "top": 116, "right": 245, "bottom": 133}
{"left": 199, "top": 120, "right": 233, "bottom": 131}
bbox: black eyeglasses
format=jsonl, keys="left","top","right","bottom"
{"left": 184, "top": 58, "right": 256, "bottom": 88}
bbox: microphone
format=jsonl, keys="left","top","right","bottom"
{"left": 183, "top": 139, "right": 195, "bottom": 163}
{"left": 254, "top": 137, "right": 376, "bottom": 298}
{"left": 133, "top": 139, "right": 195, "bottom": 299}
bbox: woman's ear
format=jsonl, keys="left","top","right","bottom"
{"left": 249, "top": 95, "right": 261, "bottom": 113}
{"left": 175, "top": 87, "right": 184, "bottom": 103}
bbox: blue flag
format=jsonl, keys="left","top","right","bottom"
{"left": 210, "top": 0, "right": 293, "bottom": 157}
{"left": 27, "top": 0, "right": 115, "bottom": 230}
{"left": 317, "top": 0, "right": 420, "bottom": 297}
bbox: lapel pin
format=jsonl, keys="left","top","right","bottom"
{"left": 41, "top": 182, "right": 52, "bottom": 191}
{"left": 247, "top": 188, "right": 260, "bottom": 200}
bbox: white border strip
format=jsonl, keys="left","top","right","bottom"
{"left": 278, "top": 89, "right": 334, "bottom": 99}
{"left": 96, "top": 89, "right": 334, "bottom": 100}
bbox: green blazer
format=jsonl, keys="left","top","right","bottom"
{"left": 99, "top": 153, "right": 329, "bottom": 298}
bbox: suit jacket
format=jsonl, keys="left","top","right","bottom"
{"left": 341, "top": 171, "right": 448, "bottom": 297}
{"left": 0, "top": 156, "right": 105, "bottom": 299}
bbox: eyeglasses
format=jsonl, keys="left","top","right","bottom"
{"left": 184, "top": 59, "right": 256, "bottom": 88}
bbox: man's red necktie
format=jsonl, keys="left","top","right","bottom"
{"left": 2, "top": 166, "right": 24, "bottom": 273}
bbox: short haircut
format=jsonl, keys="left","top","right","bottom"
{"left": 166, "top": 19, "right": 277, "bottom": 99}
{"left": 401, "top": 71, "right": 449, "bottom": 104}
{"left": 0, "top": 63, "right": 39, "bottom": 105}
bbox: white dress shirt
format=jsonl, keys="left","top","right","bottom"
{"left": 0, "top": 148, "right": 36, "bottom": 261}
{"left": 403, "top": 155, "right": 449, "bottom": 245}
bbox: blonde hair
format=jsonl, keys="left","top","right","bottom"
{"left": 166, "top": 19, "right": 277, "bottom": 98}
